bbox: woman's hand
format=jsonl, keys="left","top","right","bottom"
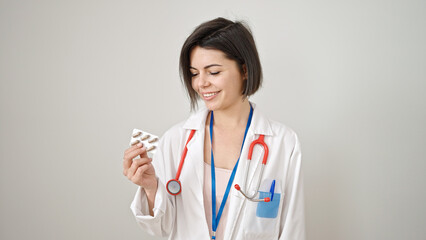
{"left": 123, "top": 143, "right": 158, "bottom": 195}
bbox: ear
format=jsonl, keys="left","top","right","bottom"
{"left": 242, "top": 64, "right": 248, "bottom": 80}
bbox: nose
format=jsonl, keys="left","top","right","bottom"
{"left": 197, "top": 72, "right": 210, "bottom": 88}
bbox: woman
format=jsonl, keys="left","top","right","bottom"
{"left": 123, "top": 17, "right": 305, "bottom": 240}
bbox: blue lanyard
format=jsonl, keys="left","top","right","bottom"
{"left": 209, "top": 105, "right": 253, "bottom": 239}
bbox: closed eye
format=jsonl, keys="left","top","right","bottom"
{"left": 210, "top": 71, "right": 220, "bottom": 75}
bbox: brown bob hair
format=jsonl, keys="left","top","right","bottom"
{"left": 179, "top": 17, "right": 263, "bottom": 110}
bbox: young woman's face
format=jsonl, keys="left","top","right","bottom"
{"left": 190, "top": 46, "right": 246, "bottom": 111}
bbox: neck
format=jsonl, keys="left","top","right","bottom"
{"left": 211, "top": 99, "right": 251, "bottom": 129}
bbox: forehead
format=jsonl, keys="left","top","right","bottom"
{"left": 189, "top": 46, "right": 229, "bottom": 67}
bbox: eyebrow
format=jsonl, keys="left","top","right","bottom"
{"left": 190, "top": 64, "right": 222, "bottom": 70}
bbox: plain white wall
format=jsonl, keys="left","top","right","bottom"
{"left": 1, "top": 0, "right": 425, "bottom": 239}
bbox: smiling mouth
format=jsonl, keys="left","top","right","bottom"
{"left": 202, "top": 91, "right": 220, "bottom": 97}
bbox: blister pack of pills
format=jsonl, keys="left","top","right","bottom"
{"left": 129, "top": 129, "right": 159, "bottom": 156}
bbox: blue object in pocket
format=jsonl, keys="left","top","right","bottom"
{"left": 256, "top": 191, "right": 281, "bottom": 218}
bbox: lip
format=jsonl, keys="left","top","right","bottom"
{"left": 200, "top": 91, "right": 220, "bottom": 101}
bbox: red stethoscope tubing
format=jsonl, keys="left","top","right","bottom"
{"left": 166, "top": 129, "right": 196, "bottom": 195}
{"left": 175, "top": 129, "right": 196, "bottom": 180}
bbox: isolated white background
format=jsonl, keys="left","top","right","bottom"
{"left": 1, "top": 0, "right": 425, "bottom": 239}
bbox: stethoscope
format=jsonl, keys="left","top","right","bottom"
{"left": 166, "top": 116, "right": 272, "bottom": 203}
{"left": 234, "top": 134, "right": 273, "bottom": 202}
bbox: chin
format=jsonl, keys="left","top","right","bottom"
{"left": 203, "top": 102, "right": 220, "bottom": 111}
{"left": 204, "top": 104, "right": 217, "bottom": 111}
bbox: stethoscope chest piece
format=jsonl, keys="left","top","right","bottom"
{"left": 166, "top": 179, "right": 182, "bottom": 195}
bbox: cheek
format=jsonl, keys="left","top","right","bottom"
{"left": 229, "top": 75, "right": 244, "bottom": 91}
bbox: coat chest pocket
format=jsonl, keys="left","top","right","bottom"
{"left": 241, "top": 179, "right": 283, "bottom": 238}
{"left": 256, "top": 191, "right": 281, "bottom": 218}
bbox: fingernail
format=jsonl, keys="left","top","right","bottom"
{"left": 137, "top": 143, "right": 142, "bottom": 147}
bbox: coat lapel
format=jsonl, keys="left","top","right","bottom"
{"left": 182, "top": 107, "right": 209, "bottom": 191}
{"left": 181, "top": 107, "right": 210, "bottom": 236}
{"left": 186, "top": 129, "right": 205, "bottom": 194}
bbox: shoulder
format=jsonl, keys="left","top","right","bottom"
{"left": 269, "top": 119, "right": 299, "bottom": 145}
{"left": 254, "top": 109, "right": 300, "bottom": 159}
{"left": 260, "top": 114, "right": 302, "bottom": 166}
{"left": 160, "top": 121, "right": 186, "bottom": 146}
{"left": 252, "top": 103, "right": 299, "bottom": 146}
{"left": 161, "top": 107, "right": 208, "bottom": 143}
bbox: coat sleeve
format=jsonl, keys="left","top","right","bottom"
{"left": 279, "top": 133, "right": 306, "bottom": 240}
{"left": 130, "top": 135, "right": 176, "bottom": 238}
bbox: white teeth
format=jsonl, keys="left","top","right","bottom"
{"left": 203, "top": 92, "right": 218, "bottom": 97}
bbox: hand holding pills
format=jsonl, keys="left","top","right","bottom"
{"left": 123, "top": 129, "right": 159, "bottom": 200}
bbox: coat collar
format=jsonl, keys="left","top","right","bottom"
{"left": 182, "top": 102, "right": 274, "bottom": 136}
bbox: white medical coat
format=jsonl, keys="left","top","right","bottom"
{"left": 131, "top": 103, "right": 306, "bottom": 240}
